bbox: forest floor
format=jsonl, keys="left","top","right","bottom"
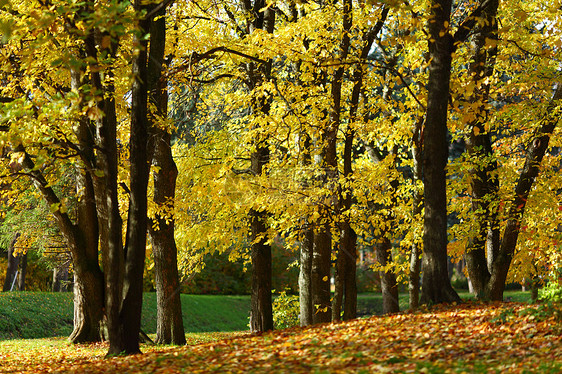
{"left": 1, "top": 301, "right": 560, "bottom": 373}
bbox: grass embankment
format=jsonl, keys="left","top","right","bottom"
{"left": 1, "top": 300, "right": 560, "bottom": 373}
{"left": 0, "top": 292, "right": 250, "bottom": 340}
{"left": 0, "top": 290, "right": 531, "bottom": 340}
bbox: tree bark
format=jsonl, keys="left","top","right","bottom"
{"left": 409, "top": 119, "right": 423, "bottom": 309}
{"left": 463, "top": 0, "right": 499, "bottom": 300}
{"left": 342, "top": 226, "right": 357, "bottom": 320}
{"left": 106, "top": 6, "right": 151, "bottom": 355}
{"left": 249, "top": 206, "right": 273, "bottom": 332}
{"left": 312, "top": 227, "right": 332, "bottom": 324}
{"left": 487, "top": 85, "right": 562, "bottom": 300}
{"left": 240, "top": 1, "right": 276, "bottom": 333}
{"left": 16, "top": 252, "right": 26, "bottom": 291}
{"left": 420, "top": 0, "right": 461, "bottom": 305}
{"left": 376, "top": 237, "right": 400, "bottom": 314}
{"left": 147, "top": 6, "right": 186, "bottom": 345}
{"left": 52, "top": 265, "right": 69, "bottom": 292}
{"left": 3, "top": 233, "right": 20, "bottom": 291}
{"left": 298, "top": 226, "right": 314, "bottom": 326}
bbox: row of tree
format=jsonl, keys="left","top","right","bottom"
{"left": 0, "top": 0, "right": 560, "bottom": 356}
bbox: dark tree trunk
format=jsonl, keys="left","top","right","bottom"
{"left": 69, "top": 68, "right": 106, "bottom": 344}
{"left": 241, "top": 2, "right": 276, "bottom": 334}
{"left": 486, "top": 85, "right": 562, "bottom": 300}
{"left": 248, "top": 124, "right": 273, "bottom": 333}
{"left": 249, "top": 207, "right": 273, "bottom": 332}
{"left": 333, "top": 17, "right": 382, "bottom": 322}
{"left": 150, "top": 132, "right": 185, "bottom": 345}
{"left": 342, "top": 226, "right": 357, "bottom": 321}
{"left": 409, "top": 121, "right": 423, "bottom": 309}
{"left": 298, "top": 226, "right": 314, "bottom": 326}
{"left": 463, "top": 0, "right": 499, "bottom": 300}
{"left": 420, "top": 0, "right": 461, "bottom": 305}
{"left": 147, "top": 6, "right": 186, "bottom": 346}
{"left": 106, "top": 7, "right": 151, "bottom": 355}
{"left": 3, "top": 233, "right": 20, "bottom": 291}
{"left": 376, "top": 237, "right": 399, "bottom": 314}
{"left": 312, "top": 227, "right": 332, "bottom": 324}
{"left": 332, "top": 243, "right": 345, "bottom": 322}
{"left": 459, "top": 0, "right": 558, "bottom": 301}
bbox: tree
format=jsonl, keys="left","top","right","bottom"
{"left": 147, "top": 5, "right": 186, "bottom": 345}
{"left": 0, "top": 0, "right": 171, "bottom": 354}
{"left": 2, "top": 233, "right": 21, "bottom": 291}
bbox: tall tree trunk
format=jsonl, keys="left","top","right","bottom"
{"left": 298, "top": 226, "right": 314, "bottom": 326}
{"left": 147, "top": 6, "right": 186, "bottom": 345}
{"left": 409, "top": 119, "right": 423, "bottom": 309}
{"left": 316, "top": 0, "right": 353, "bottom": 324}
{"left": 332, "top": 241, "right": 345, "bottom": 322}
{"left": 69, "top": 68, "right": 106, "bottom": 344}
{"left": 312, "top": 227, "right": 332, "bottom": 324}
{"left": 420, "top": 0, "right": 461, "bottom": 304}
{"left": 333, "top": 14, "right": 384, "bottom": 322}
{"left": 487, "top": 84, "right": 562, "bottom": 300}
{"left": 376, "top": 238, "right": 399, "bottom": 314}
{"left": 241, "top": 2, "right": 276, "bottom": 333}
{"left": 3, "top": 233, "right": 20, "bottom": 291}
{"left": 106, "top": 7, "right": 151, "bottom": 355}
{"left": 342, "top": 226, "right": 357, "bottom": 321}
{"left": 249, "top": 205, "right": 273, "bottom": 332}
{"left": 463, "top": 0, "right": 499, "bottom": 300}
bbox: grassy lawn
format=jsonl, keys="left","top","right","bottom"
{"left": 0, "top": 289, "right": 533, "bottom": 340}
{"left": 0, "top": 292, "right": 251, "bottom": 340}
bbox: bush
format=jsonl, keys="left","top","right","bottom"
{"left": 272, "top": 291, "right": 300, "bottom": 329}
{"left": 539, "top": 281, "right": 562, "bottom": 304}
{"left": 450, "top": 267, "right": 469, "bottom": 290}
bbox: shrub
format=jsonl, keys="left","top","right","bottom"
{"left": 539, "top": 281, "right": 562, "bottom": 304}
{"left": 272, "top": 291, "right": 300, "bottom": 329}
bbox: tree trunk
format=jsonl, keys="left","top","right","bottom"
{"left": 463, "top": 0, "right": 499, "bottom": 300}
{"left": 52, "top": 265, "right": 69, "bottom": 292}
{"left": 147, "top": 6, "right": 186, "bottom": 346}
{"left": 487, "top": 85, "right": 562, "bottom": 300}
{"left": 420, "top": 0, "right": 461, "bottom": 305}
{"left": 150, "top": 131, "right": 185, "bottom": 345}
{"left": 312, "top": 226, "right": 332, "bottom": 324}
{"left": 409, "top": 121, "right": 423, "bottom": 309}
{"left": 241, "top": 2, "right": 276, "bottom": 334}
{"left": 106, "top": 7, "right": 151, "bottom": 355}
{"left": 332, "top": 243, "right": 345, "bottom": 322}
{"left": 376, "top": 237, "right": 399, "bottom": 314}
{"left": 249, "top": 208, "right": 273, "bottom": 333}
{"left": 3, "top": 233, "right": 20, "bottom": 291}
{"left": 342, "top": 226, "right": 357, "bottom": 321}
{"left": 298, "top": 226, "right": 314, "bottom": 326}
{"left": 69, "top": 68, "right": 107, "bottom": 344}
{"left": 16, "top": 252, "right": 26, "bottom": 291}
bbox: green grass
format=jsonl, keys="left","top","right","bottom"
{"left": 0, "top": 292, "right": 250, "bottom": 340}
{"left": 0, "top": 292, "right": 74, "bottom": 340}
{"left": 0, "top": 289, "right": 533, "bottom": 340}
